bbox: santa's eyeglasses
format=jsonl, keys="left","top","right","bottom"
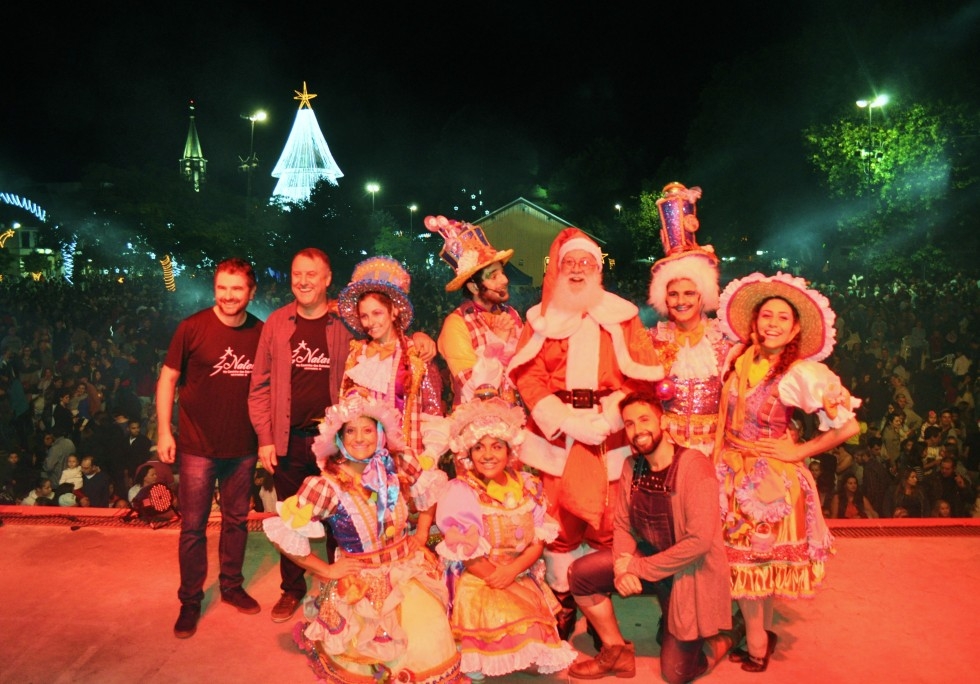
{"left": 559, "top": 257, "right": 600, "bottom": 273}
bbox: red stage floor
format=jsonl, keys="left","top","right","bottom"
{"left": 1, "top": 508, "right": 977, "bottom": 683}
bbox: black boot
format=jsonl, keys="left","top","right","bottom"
{"left": 553, "top": 591, "right": 578, "bottom": 641}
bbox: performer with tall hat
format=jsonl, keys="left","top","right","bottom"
{"left": 506, "top": 227, "right": 663, "bottom": 640}
{"left": 648, "top": 182, "right": 740, "bottom": 456}
{"left": 714, "top": 271, "right": 860, "bottom": 673}
{"left": 428, "top": 215, "right": 524, "bottom": 406}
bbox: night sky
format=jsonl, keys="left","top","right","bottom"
{"left": 2, "top": 2, "right": 977, "bottom": 217}
{"left": 2, "top": 4, "right": 802, "bottom": 183}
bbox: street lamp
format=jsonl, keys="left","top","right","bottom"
{"left": 856, "top": 95, "right": 888, "bottom": 175}
{"left": 366, "top": 182, "right": 380, "bottom": 212}
{"left": 614, "top": 203, "right": 622, "bottom": 217}
{"left": 240, "top": 110, "right": 267, "bottom": 219}
{"left": 409, "top": 204, "right": 418, "bottom": 230}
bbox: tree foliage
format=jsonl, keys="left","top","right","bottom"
{"left": 370, "top": 213, "right": 457, "bottom": 339}
{"left": 803, "top": 100, "right": 978, "bottom": 278}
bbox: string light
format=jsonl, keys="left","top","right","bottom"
{"left": 61, "top": 238, "right": 77, "bottom": 284}
{"left": 160, "top": 254, "right": 176, "bottom": 291}
{"left": 0, "top": 192, "right": 47, "bottom": 222}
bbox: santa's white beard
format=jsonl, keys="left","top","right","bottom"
{"left": 549, "top": 273, "right": 604, "bottom": 314}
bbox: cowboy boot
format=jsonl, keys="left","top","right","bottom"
{"left": 568, "top": 641, "right": 636, "bottom": 679}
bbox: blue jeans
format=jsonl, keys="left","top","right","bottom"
{"left": 177, "top": 452, "right": 257, "bottom": 605}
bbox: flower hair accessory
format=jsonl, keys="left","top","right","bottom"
{"left": 311, "top": 394, "right": 405, "bottom": 469}
{"left": 447, "top": 398, "right": 527, "bottom": 459}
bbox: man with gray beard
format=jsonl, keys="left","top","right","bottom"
{"left": 507, "top": 228, "right": 663, "bottom": 639}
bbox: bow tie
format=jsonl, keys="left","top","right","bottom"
{"left": 364, "top": 341, "right": 397, "bottom": 360}
{"left": 359, "top": 450, "right": 400, "bottom": 536}
{"left": 674, "top": 324, "right": 704, "bottom": 348}
{"left": 486, "top": 473, "right": 523, "bottom": 508}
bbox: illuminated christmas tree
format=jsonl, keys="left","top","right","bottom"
{"left": 271, "top": 82, "right": 344, "bottom": 204}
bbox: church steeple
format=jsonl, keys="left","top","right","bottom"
{"left": 180, "top": 100, "right": 207, "bottom": 192}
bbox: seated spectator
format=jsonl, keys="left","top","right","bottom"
{"left": 939, "top": 408, "right": 963, "bottom": 448}
{"left": 894, "top": 393, "right": 923, "bottom": 435}
{"left": 53, "top": 482, "right": 79, "bottom": 506}
{"left": 58, "top": 453, "right": 83, "bottom": 491}
{"left": 919, "top": 409, "right": 941, "bottom": 440}
{"left": 896, "top": 436, "right": 918, "bottom": 471}
{"left": 881, "top": 412, "right": 908, "bottom": 464}
{"left": 78, "top": 411, "right": 127, "bottom": 494}
{"left": 79, "top": 455, "right": 111, "bottom": 507}
{"left": 128, "top": 460, "right": 176, "bottom": 503}
{"left": 0, "top": 450, "right": 33, "bottom": 503}
{"left": 829, "top": 473, "right": 878, "bottom": 519}
{"left": 129, "top": 461, "right": 160, "bottom": 502}
{"left": 883, "top": 466, "right": 928, "bottom": 518}
{"left": 122, "top": 419, "right": 153, "bottom": 487}
{"left": 922, "top": 456, "right": 975, "bottom": 518}
{"left": 931, "top": 499, "right": 952, "bottom": 518}
{"left": 920, "top": 426, "right": 943, "bottom": 475}
{"left": 21, "top": 476, "right": 54, "bottom": 505}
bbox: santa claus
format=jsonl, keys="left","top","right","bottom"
{"left": 507, "top": 227, "right": 663, "bottom": 638}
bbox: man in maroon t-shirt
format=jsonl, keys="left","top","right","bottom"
{"left": 157, "top": 258, "right": 264, "bottom": 638}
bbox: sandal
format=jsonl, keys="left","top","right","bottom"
{"left": 729, "top": 630, "right": 777, "bottom": 663}
{"left": 740, "top": 631, "right": 778, "bottom": 672}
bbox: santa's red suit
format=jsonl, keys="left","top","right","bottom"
{"left": 507, "top": 230, "right": 662, "bottom": 593}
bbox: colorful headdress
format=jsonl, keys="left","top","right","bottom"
{"left": 424, "top": 214, "right": 514, "bottom": 292}
{"left": 311, "top": 394, "right": 406, "bottom": 469}
{"left": 718, "top": 271, "right": 837, "bottom": 361}
{"left": 447, "top": 397, "right": 527, "bottom": 460}
{"left": 337, "top": 256, "right": 413, "bottom": 334}
{"left": 648, "top": 182, "right": 720, "bottom": 317}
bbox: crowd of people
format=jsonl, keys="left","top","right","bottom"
{"left": 2, "top": 182, "right": 979, "bottom": 682}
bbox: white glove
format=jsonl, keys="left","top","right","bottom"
{"left": 560, "top": 413, "right": 611, "bottom": 446}
{"left": 419, "top": 414, "right": 451, "bottom": 459}
{"left": 460, "top": 357, "right": 504, "bottom": 402}
{"left": 598, "top": 390, "right": 626, "bottom": 431}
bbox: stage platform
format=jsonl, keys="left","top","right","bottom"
{"left": 1, "top": 507, "right": 977, "bottom": 683}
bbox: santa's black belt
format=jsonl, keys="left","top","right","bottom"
{"left": 554, "top": 389, "right": 613, "bottom": 409}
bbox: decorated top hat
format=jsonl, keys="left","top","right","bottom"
{"left": 648, "top": 182, "right": 720, "bottom": 317}
{"left": 337, "top": 256, "right": 413, "bottom": 334}
{"left": 424, "top": 214, "right": 514, "bottom": 292}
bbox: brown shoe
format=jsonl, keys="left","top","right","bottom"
{"left": 270, "top": 593, "right": 302, "bottom": 623}
{"left": 568, "top": 641, "right": 635, "bottom": 679}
